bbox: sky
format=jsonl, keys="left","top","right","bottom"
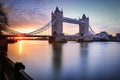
{"left": 1, "top": 0, "right": 120, "bottom": 35}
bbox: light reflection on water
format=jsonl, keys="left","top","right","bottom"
{"left": 8, "top": 41, "right": 120, "bottom": 80}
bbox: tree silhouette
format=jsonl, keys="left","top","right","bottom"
{"left": 0, "top": 2, "right": 8, "bottom": 35}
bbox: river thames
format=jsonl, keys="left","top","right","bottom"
{"left": 7, "top": 40, "right": 120, "bottom": 80}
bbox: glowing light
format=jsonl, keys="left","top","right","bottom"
{"left": 19, "top": 37, "right": 23, "bottom": 40}
{"left": 12, "top": 26, "right": 38, "bottom": 33}
{"left": 19, "top": 40, "right": 23, "bottom": 55}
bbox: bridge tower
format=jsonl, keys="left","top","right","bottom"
{"left": 51, "top": 6, "right": 63, "bottom": 37}
{"left": 79, "top": 14, "right": 89, "bottom": 40}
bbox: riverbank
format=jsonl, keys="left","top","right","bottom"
{"left": 76, "top": 39, "right": 120, "bottom": 42}
{"left": 0, "top": 40, "right": 33, "bottom": 80}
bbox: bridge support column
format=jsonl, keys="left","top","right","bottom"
{"left": 77, "top": 14, "right": 93, "bottom": 42}
{"left": 51, "top": 7, "right": 63, "bottom": 37}
{"left": 79, "top": 23, "right": 86, "bottom": 41}
{"left": 49, "top": 36, "right": 55, "bottom": 43}
{"left": 49, "top": 7, "right": 67, "bottom": 43}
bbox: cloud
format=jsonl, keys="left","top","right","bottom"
{"left": 91, "top": 22, "right": 120, "bottom": 36}
{"left": 3, "top": 3, "right": 50, "bottom": 33}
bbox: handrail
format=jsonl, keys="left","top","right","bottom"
{"left": 0, "top": 52, "right": 34, "bottom": 80}
{"left": 19, "top": 69, "right": 33, "bottom": 80}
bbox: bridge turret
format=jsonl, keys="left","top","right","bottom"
{"left": 51, "top": 11, "right": 54, "bottom": 15}
{"left": 54, "top": 6, "right": 60, "bottom": 13}
{"left": 82, "top": 14, "right": 86, "bottom": 20}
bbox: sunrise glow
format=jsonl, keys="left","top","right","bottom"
{"left": 19, "top": 40, "right": 23, "bottom": 55}
{"left": 3, "top": 0, "right": 119, "bottom": 36}
{"left": 1, "top": 0, "right": 120, "bottom": 80}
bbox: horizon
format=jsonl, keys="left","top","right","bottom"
{"left": 1, "top": 0, "right": 120, "bottom": 36}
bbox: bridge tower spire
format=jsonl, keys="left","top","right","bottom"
{"left": 51, "top": 6, "right": 63, "bottom": 37}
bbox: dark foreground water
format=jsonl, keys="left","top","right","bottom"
{"left": 7, "top": 41, "right": 120, "bottom": 80}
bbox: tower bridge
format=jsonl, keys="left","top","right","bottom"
{"left": 0, "top": 6, "right": 94, "bottom": 42}
{"left": 51, "top": 6, "right": 94, "bottom": 42}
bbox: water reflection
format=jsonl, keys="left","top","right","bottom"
{"left": 7, "top": 41, "right": 120, "bottom": 80}
{"left": 79, "top": 42, "right": 89, "bottom": 79}
{"left": 18, "top": 41, "right": 23, "bottom": 61}
{"left": 80, "top": 42, "right": 89, "bottom": 54}
{"left": 51, "top": 43, "right": 63, "bottom": 80}
{"left": 18, "top": 41, "right": 23, "bottom": 55}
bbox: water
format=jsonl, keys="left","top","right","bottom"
{"left": 7, "top": 40, "right": 120, "bottom": 80}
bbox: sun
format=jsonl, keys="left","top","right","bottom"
{"left": 19, "top": 37, "right": 23, "bottom": 40}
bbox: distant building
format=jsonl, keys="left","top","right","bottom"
{"left": 94, "top": 31, "right": 109, "bottom": 40}
{"left": 116, "top": 33, "right": 120, "bottom": 40}
{"left": 108, "top": 34, "right": 116, "bottom": 41}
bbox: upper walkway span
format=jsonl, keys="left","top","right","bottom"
{"left": 63, "top": 17, "right": 85, "bottom": 24}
